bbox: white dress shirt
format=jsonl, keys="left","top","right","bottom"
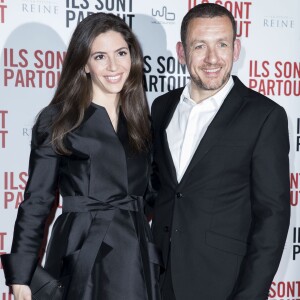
{"left": 166, "top": 77, "right": 234, "bottom": 182}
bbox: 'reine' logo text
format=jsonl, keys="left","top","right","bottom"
{"left": 21, "top": 0, "right": 59, "bottom": 15}
{"left": 264, "top": 16, "right": 295, "bottom": 29}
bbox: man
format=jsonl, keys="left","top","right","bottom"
{"left": 150, "top": 3, "right": 290, "bottom": 300}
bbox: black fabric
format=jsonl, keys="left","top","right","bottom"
{"left": 150, "top": 76, "right": 290, "bottom": 300}
{"left": 30, "top": 265, "right": 69, "bottom": 300}
{"left": 161, "top": 251, "right": 176, "bottom": 300}
{"left": 1, "top": 103, "right": 162, "bottom": 300}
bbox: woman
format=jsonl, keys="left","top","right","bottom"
{"left": 1, "top": 12, "right": 162, "bottom": 300}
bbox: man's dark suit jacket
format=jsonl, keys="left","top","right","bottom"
{"left": 150, "top": 76, "right": 290, "bottom": 300}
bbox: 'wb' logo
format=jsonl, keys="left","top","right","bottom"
{"left": 152, "top": 6, "right": 175, "bottom": 21}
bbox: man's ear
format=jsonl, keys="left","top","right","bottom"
{"left": 176, "top": 41, "right": 186, "bottom": 65}
{"left": 233, "top": 39, "right": 241, "bottom": 62}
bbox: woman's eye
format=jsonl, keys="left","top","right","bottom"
{"left": 95, "top": 54, "right": 105, "bottom": 60}
{"left": 118, "top": 50, "right": 128, "bottom": 56}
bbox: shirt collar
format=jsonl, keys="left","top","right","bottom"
{"left": 180, "top": 76, "right": 234, "bottom": 109}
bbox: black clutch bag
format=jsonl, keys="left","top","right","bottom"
{"left": 30, "top": 265, "right": 69, "bottom": 300}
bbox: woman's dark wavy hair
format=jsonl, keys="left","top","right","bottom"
{"left": 47, "top": 12, "right": 150, "bottom": 154}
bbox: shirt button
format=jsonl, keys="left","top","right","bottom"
{"left": 176, "top": 192, "right": 183, "bottom": 198}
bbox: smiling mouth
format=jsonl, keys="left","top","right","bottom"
{"left": 203, "top": 67, "right": 221, "bottom": 74}
{"left": 105, "top": 74, "right": 122, "bottom": 82}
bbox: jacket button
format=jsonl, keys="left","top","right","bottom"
{"left": 176, "top": 192, "right": 183, "bottom": 198}
{"left": 57, "top": 282, "right": 63, "bottom": 288}
{"left": 164, "top": 226, "right": 169, "bottom": 232}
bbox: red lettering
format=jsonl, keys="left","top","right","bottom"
{"left": 291, "top": 173, "right": 299, "bottom": 189}
{"left": 8, "top": 48, "right": 18, "bottom": 67}
{"left": 3, "top": 48, "right": 28, "bottom": 67}
{"left": 1, "top": 291, "right": 13, "bottom": 300}
{"left": 248, "top": 78, "right": 300, "bottom": 96}
{"left": 269, "top": 281, "right": 300, "bottom": 297}
{"left": 19, "top": 172, "right": 28, "bottom": 189}
{"left": 34, "top": 49, "right": 44, "bottom": 68}
{"left": 236, "top": 20, "right": 251, "bottom": 38}
{"left": 4, "top": 191, "right": 23, "bottom": 209}
{"left": 19, "top": 49, "right": 29, "bottom": 67}
{"left": 269, "top": 282, "right": 276, "bottom": 298}
{"left": 34, "top": 50, "right": 66, "bottom": 69}
{"left": 4, "top": 192, "right": 14, "bottom": 208}
{"left": 0, "top": 3, "right": 8, "bottom": 24}
{"left": 0, "top": 130, "right": 8, "bottom": 148}
{"left": 0, "top": 110, "right": 8, "bottom": 128}
{"left": 275, "top": 61, "right": 300, "bottom": 79}
{"left": 290, "top": 190, "right": 299, "bottom": 206}
{"left": 249, "top": 60, "right": 269, "bottom": 78}
{"left": 4, "top": 172, "right": 27, "bottom": 190}
{"left": 214, "top": 1, "right": 252, "bottom": 19}
{"left": 0, "top": 232, "right": 7, "bottom": 250}
{"left": 4, "top": 69, "right": 13, "bottom": 86}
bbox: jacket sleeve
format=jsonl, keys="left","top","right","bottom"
{"left": 143, "top": 150, "right": 160, "bottom": 221}
{"left": 144, "top": 102, "right": 162, "bottom": 221}
{"left": 232, "top": 105, "right": 290, "bottom": 299}
{"left": 1, "top": 108, "right": 61, "bottom": 286}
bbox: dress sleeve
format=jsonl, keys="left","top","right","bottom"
{"left": 144, "top": 150, "right": 160, "bottom": 221}
{"left": 1, "top": 107, "right": 61, "bottom": 286}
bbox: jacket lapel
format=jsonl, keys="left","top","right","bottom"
{"left": 178, "top": 77, "right": 248, "bottom": 187}
{"left": 160, "top": 88, "right": 183, "bottom": 184}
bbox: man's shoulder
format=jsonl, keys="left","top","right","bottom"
{"left": 152, "top": 87, "right": 184, "bottom": 112}
{"left": 233, "top": 76, "right": 283, "bottom": 111}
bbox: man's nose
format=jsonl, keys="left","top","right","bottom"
{"left": 204, "top": 47, "right": 218, "bottom": 64}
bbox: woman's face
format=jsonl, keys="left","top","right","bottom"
{"left": 85, "top": 30, "right": 131, "bottom": 101}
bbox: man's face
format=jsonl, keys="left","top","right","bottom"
{"left": 177, "top": 16, "right": 241, "bottom": 101}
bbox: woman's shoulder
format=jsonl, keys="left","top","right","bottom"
{"left": 35, "top": 103, "right": 62, "bottom": 129}
{"left": 31, "top": 103, "right": 62, "bottom": 147}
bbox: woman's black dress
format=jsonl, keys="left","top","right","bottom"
{"left": 1, "top": 103, "right": 162, "bottom": 300}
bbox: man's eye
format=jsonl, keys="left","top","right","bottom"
{"left": 195, "top": 44, "right": 205, "bottom": 50}
{"left": 220, "top": 43, "right": 228, "bottom": 47}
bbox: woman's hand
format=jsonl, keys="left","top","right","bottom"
{"left": 11, "top": 284, "right": 32, "bottom": 300}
